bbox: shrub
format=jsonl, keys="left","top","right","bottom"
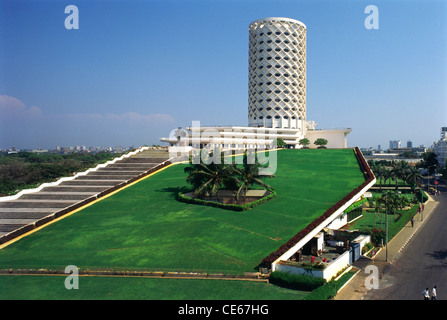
{"left": 414, "top": 189, "right": 428, "bottom": 203}
{"left": 369, "top": 227, "right": 385, "bottom": 246}
{"left": 304, "top": 271, "right": 355, "bottom": 300}
{"left": 304, "top": 280, "right": 338, "bottom": 300}
{"left": 269, "top": 271, "right": 326, "bottom": 291}
{"left": 361, "top": 242, "right": 374, "bottom": 254}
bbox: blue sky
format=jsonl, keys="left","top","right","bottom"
{"left": 0, "top": 0, "right": 446, "bottom": 149}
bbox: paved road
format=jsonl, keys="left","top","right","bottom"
{"left": 364, "top": 185, "right": 447, "bottom": 300}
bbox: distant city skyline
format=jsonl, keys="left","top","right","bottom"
{"left": 1, "top": 0, "right": 446, "bottom": 150}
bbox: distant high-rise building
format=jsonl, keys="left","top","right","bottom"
{"left": 441, "top": 127, "right": 447, "bottom": 139}
{"left": 389, "top": 140, "right": 401, "bottom": 149}
{"left": 433, "top": 127, "right": 447, "bottom": 167}
{"left": 407, "top": 140, "right": 412, "bottom": 148}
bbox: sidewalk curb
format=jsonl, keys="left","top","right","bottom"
{"left": 336, "top": 267, "right": 361, "bottom": 294}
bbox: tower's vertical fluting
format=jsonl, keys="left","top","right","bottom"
{"left": 248, "top": 17, "right": 307, "bottom": 129}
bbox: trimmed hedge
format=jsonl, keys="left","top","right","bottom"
{"left": 269, "top": 271, "right": 326, "bottom": 291}
{"left": 415, "top": 188, "right": 429, "bottom": 203}
{"left": 304, "top": 271, "right": 355, "bottom": 300}
{"left": 177, "top": 189, "right": 276, "bottom": 212}
{"left": 344, "top": 197, "right": 367, "bottom": 213}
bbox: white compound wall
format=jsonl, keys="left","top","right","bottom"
{"left": 248, "top": 17, "right": 307, "bottom": 130}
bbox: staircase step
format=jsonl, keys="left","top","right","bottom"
{"left": 0, "top": 200, "right": 78, "bottom": 208}
{"left": 41, "top": 185, "right": 111, "bottom": 192}
{"left": 20, "top": 192, "right": 98, "bottom": 200}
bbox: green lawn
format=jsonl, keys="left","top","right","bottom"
{"left": 0, "top": 149, "right": 365, "bottom": 274}
{"left": 346, "top": 205, "right": 420, "bottom": 243}
{"left": 0, "top": 149, "right": 366, "bottom": 299}
{"left": 0, "top": 275, "right": 308, "bottom": 300}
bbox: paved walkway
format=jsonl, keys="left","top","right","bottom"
{"left": 335, "top": 196, "right": 439, "bottom": 300}
{"left": 0, "top": 149, "right": 170, "bottom": 245}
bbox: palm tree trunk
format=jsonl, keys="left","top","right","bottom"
{"left": 243, "top": 185, "right": 248, "bottom": 204}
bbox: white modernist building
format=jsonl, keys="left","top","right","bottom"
{"left": 433, "top": 127, "right": 447, "bottom": 167}
{"left": 161, "top": 17, "right": 351, "bottom": 150}
{"left": 248, "top": 17, "right": 307, "bottom": 130}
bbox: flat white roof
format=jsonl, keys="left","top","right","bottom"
{"left": 250, "top": 17, "right": 306, "bottom": 29}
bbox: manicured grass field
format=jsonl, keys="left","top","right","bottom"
{"left": 0, "top": 149, "right": 365, "bottom": 275}
{"left": 0, "top": 275, "right": 308, "bottom": 300}
{"left": 0, "top": 149, "right": 365, "bottom": 299}
{"left": 347, "top": 205, "right": 420, "bottom": 241}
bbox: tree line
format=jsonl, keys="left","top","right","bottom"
{"left": 276, "top": 138, "right": 328, "bottom": 149}
{"left": 368, "top": 159, "right": 423, "bottom": 192}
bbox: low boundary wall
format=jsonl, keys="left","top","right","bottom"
{"left": 275, "top": 250, "right": 351, "bottom": 280}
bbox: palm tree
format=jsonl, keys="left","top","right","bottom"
{"left": 397, "top": 161, "right": 410, "bottom": 183}
{"left": 390, "top": 163, "right": 403, "bottom": 191}
{"left": 184, "top": 150, "right": 276, "bottom": 204}
{"left": 383, "top": 168, "right": 391, "bottom": 186}
{"left": 184, "top": 162, "right": 207, "bottom": 194}
{"left": 375, "top": 165, "right": 385, "bottom": 192}
{"left": 184, "top": 154, "right": 238, "bottom": 202}
{"left": 370, "top": 197, "right": 385, "bottom": 229}
{"left": 406, "top": 165, "right": 423, "bottom": 192}
{"left": 370, "top": 160, "right": 378, "bottom": 180}
{"left": 391, "top": 161, "right": 411, "bottom": 190}
{"left": 234, "top": 151, "right": 274, "bottom": 203}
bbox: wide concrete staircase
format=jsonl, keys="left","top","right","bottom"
{"left": 0, "top": 148, "right": 170, "bottom": 244}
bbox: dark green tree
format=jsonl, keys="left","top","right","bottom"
{"left": 418, "top": 152, "right": 438, "bottom": 175}
{"left": 276, "top": 138, "right": 286, "bottom": 148}
{"left": 314, "top": 138, "right": 328, "bottom": 149}
{"left": 298, "top": 138, "right": 310, "bottom": 149}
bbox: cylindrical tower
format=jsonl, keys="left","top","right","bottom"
{"left": 248, "top": 17, "right": 307, "bottom": 129}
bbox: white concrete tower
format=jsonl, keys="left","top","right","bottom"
{"left": 248, "top": 17, "right": 307, "bottom": 130}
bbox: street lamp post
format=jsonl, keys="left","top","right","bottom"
{"left": 420, "top": 187, "right": 424, "bottom": 222}
{"left": 385, "top": 193, "right": 389, "bottom": 262}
